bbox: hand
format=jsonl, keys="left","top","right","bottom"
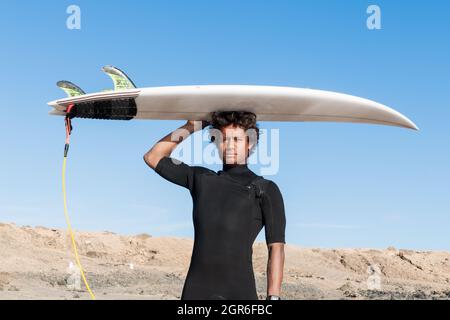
{"left": 266, "top": 295, "right": 281, "bottom": 300}
{"left": 201, "top": 120, "right": 211, "bottom": 129}
{"left": 185, "top": 120, "right": 211, "bottom": 131}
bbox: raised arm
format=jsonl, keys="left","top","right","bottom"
{"left": 143, "top": 120, "right": 209, "bottom": 170}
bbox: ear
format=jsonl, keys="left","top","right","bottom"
{"left": 247, "top": 141, "right": 257, "bottom": 158}
{"left": 246, "top": 129, "right": 258, "bottom": 152}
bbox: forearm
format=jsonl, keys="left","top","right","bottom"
{"left": 143, "top": 121, "right": 201, "bottom": 169}
{"left": 266, "top": 244, "right": 285, "bottom": 296}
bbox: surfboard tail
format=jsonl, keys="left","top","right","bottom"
{"left": 48, "top": 109, "right": 67, "bottom": 116}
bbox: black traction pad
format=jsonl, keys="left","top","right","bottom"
{"left": 69, "top": 98, "right": 137, "bottom": 120}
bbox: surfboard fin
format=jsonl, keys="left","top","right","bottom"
{"left": 57, "top": 80, "right": 86, "bottom": 97}
{"left": 101, "top": 65, "right": 136, "bottom": 90}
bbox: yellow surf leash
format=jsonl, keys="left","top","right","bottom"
{"left": 62, "top": 104, "right": 96, "bottom": 300}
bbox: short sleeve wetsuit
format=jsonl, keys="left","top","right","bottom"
{"left": 154, "top": 156, "right": 286, "bottom": 300}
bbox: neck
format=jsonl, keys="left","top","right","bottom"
{"left": 222, "top": 162, "right": 248, "bottom": 172}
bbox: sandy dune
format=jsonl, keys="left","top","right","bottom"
{"left": 0, "top": 222, "right": 449, "bottom": 300}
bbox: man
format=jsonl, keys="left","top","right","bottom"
{"left": 143, "top": 111, "right": 286, "bottom": 300}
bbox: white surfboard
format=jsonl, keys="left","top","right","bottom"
{"left": 47, "top": 85, "right": 418, "bottom": 130}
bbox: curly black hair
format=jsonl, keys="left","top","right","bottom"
{"left": 206, "top": 111, "right": 260, "bottom": 156}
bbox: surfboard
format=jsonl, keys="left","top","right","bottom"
{"left": 47, "top": 85, "right": 419, "bottom": 130}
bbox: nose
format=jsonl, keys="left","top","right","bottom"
{"left": 225, "top": 137, "right": 238, "bottom": 149}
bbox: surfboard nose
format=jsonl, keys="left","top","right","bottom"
{"left": 404, "top": 119, "right": 419, "bottom": 131}
{"left": 385, "top": 106, "right": 419, "bottom": 131}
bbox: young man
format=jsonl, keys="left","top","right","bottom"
{"left": 143, "top": 111, "right": 286, "bottom": 300}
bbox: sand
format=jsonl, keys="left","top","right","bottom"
{"left": 0, "top": 222, "right": 449, "bottom": 300}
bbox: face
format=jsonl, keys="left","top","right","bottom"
{"left": 215, "top": 124, "right": 256, "bottom": 165}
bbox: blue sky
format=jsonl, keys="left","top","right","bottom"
{"left": 1, "top": 1, "right": 449, "bottom": 250}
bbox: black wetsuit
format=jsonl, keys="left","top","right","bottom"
{"left": 154, "top": 156, "right": 286, "bottom": 300}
